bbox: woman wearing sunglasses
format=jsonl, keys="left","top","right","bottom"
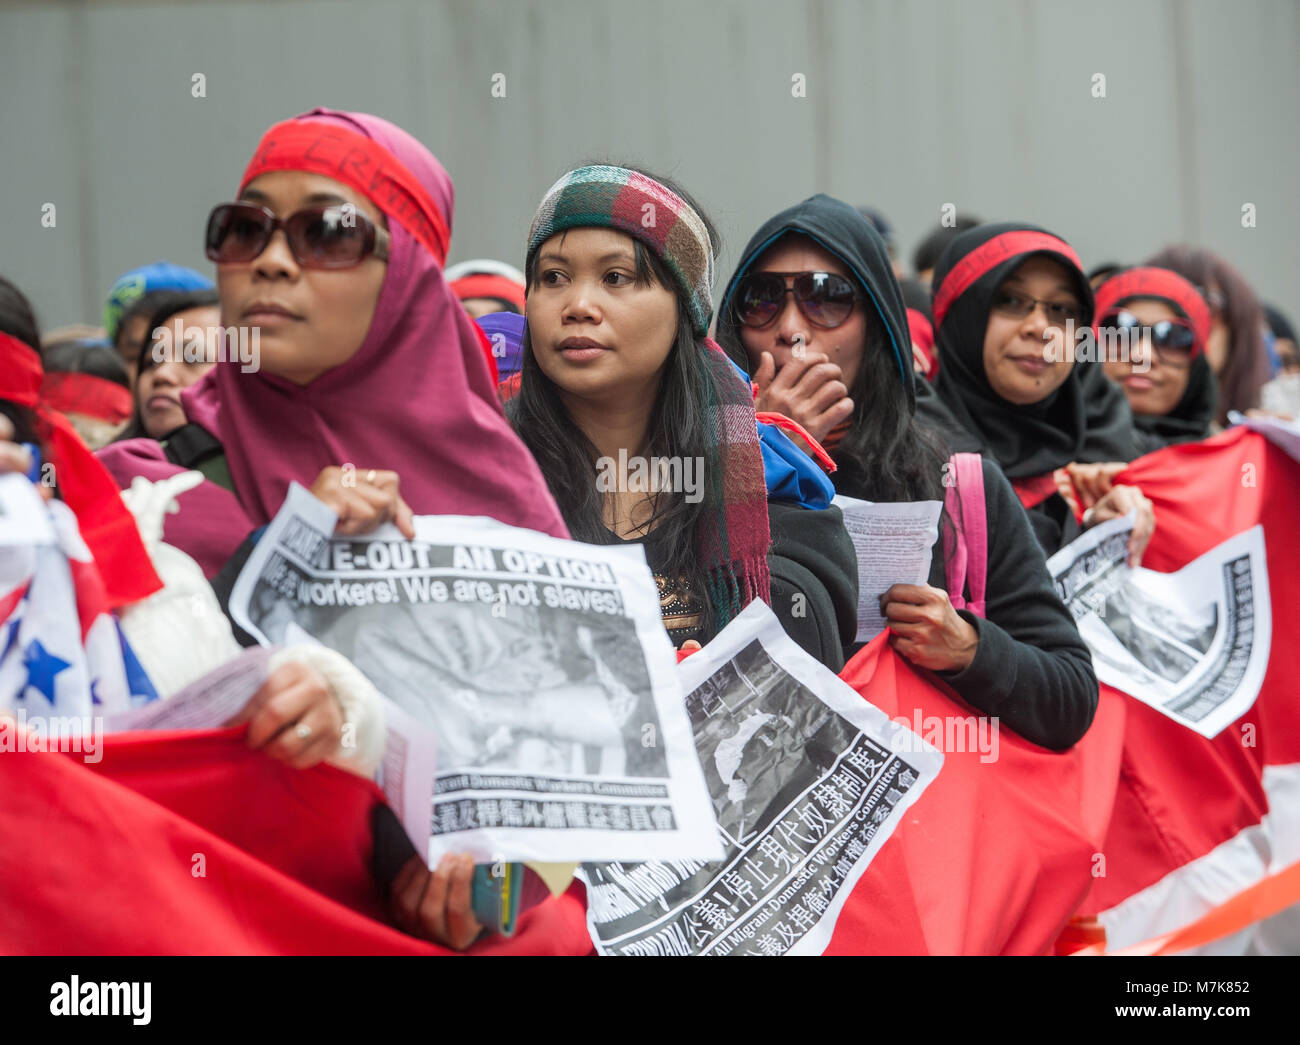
{"left": 1145, "top": 245, "right": 1270, "bottom": 427}
{"left": 99, "top": 108, "right": 566, "bottom": 579}
{"left": 930, "top": 223, "right": 1155, "bottom": 562}
{"left": 97, "top": 109, "right": 572, "bottom": 950}
{"left": 1094, "top": 267, "right": 1216, "bottom": 451}
{"left": 507, "top": 166, "right": 858, "bottom": 666}
{"left": 716, "top": 197, "right": 1098, "bottom": 751}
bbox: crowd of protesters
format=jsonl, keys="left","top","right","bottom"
{"left": 1, "top": 108, "right": 1293, "bottom": 950}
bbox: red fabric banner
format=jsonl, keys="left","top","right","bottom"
{"left": 827, "top": 638, "right": 1125, "bottom": 955}
{"left": 1071, "top": 429, "right": 1300, "bottom": 949}
{"left": 0, "top": 727, "right": 591, "bottom": 955}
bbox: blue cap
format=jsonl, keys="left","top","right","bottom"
{"left": 104, "top": 262, "right": 213, "bottom": 339}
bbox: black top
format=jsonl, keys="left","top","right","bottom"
{"left": 604, "top": 526, "right": 708, "bottom": 648}
{"left": 1024, "top": 493, "right": 1084, "bottom": 558}
{"left": 928, "top": 458, "right": 1097, "bottom": 750}
{"left": 843, "top": 456, "right": 1098, "bottom": 751}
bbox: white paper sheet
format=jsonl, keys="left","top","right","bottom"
{"left": 832, "top": 495, "right": 943, "bottom": 642}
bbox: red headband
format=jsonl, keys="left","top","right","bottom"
{"left": 932, "top": 230, "right": 1083, "bottom": 331}
{"left": 0, "top": 333, "right": 43, "bottom": 406}
{"left": 240, "top": 120, "right": 450, "bottom": 266}
{"left": 0, "top": 331, "right": 161, "bottom": 608}
{"left": 1093, "top": 267, "right": 1211, "bottom": 359}
{"left": 450, "top": 274, "right": 526, "bottom": 313}
{"left": 41, "top": 372, "right": 133, "bottom": 425}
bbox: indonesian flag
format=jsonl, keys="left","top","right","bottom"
{"left": 826, "top": 638, "right": 1126, "bottom": 955}
{"left": 1074, "top": 428, "right": 1300, "bottom": 954}
{"left": 0, "top": 727, "right": 593, "bottom": 955}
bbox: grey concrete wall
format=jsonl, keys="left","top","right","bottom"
{"left": 2, "top": 0, "right": 1297, "bottom": 331}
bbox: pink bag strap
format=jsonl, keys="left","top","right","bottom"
{"left": 943, "top": 452, "right": 987, "bottom": 618}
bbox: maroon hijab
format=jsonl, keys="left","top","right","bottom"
{"left": 101, "top": 110, "right": 566, "bottom": 575}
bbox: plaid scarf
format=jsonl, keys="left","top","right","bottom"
{"left": 697, "top": 336, "right": 772, "bottom": 629}
{"left": 524, "top": 166, "right": 770, "bottom": 631}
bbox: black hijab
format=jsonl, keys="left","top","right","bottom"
{"left": 715, "top": 193, "right": 982, "bottom": 489}
{"left": 930, "top": 222, "right": 1140, "bottom": 479}
{"left": 1129, "top": 357, "right": 1217, "bottom": 452}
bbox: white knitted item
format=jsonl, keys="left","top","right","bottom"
{"left": 269, "top": 645, "right": 387, "bottom": 778}
{"left": 116, "top": 473, "right": 242, "bottom": 697}
{"left": 114, "top": 473, "right": 385, "bottom": 777}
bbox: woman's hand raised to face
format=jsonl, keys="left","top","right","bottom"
{"left": 1084, "top": 483, "right": 1156, "bottom": 568}
{"left": 389, "top": 852, "right": 485, "bottom": 950}
{"left": 310, "top": 466, "right": 415, "bottom": 539}
{"left": 752, "top": 350, "right": 854, "bottom": 444}
{"left": 880, "top": 583, "right": 979, "bottom": 673}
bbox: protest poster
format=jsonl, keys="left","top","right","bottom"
{"left": 1047, "top": 515, "right": 1271, "bottom": 738}
{"left": 581, "top": 600, "right": 942, "bottom": 956}
{"left": 229, "top": 483, "right": 722, "bottom": 865}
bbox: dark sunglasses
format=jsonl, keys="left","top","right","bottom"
{"left": 1099, "top": 309, "right": 1197, "bottom": 361}
{"left": 205, "top": 202, "right": 390, "bottom": 269}
{"left": 990, "top": 290, "right": 1083, "bottom": 328}
{"left": 733, "top": 271, "right": 860, "bottom": 329}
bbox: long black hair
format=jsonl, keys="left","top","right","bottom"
{"left": 827, "top": 302, "right": 950, "bottom": 504}
{"left": 506, "top": 168, "right": 726, "bottom": 637}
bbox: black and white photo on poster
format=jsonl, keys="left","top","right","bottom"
{"left": 229, "top": 483, "right": 722, "bottom": 866}
{"left": 1047, "top": 515, "right": 1272, "bottom": 738}
{"left": 580, "top": 601, "right": 942, "bottom": 956}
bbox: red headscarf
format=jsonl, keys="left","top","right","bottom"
{"left": 1, "top": 331, "right": 161, "bottom": 607}
{"left": 102, "top": 109, "right": 565, "bottom": 571}
{"left": 1092, "top": 266, "right": 1211, "bottom": 360}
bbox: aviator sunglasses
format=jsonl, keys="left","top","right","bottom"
{"left": 205, "top": 201, "right": 390, "bottom": 269}
{"left": 733, "top": 271, "right": 861, "bottom": 329}
{"left": 1098, "top": 309, "right": 1198, "bottom": 363}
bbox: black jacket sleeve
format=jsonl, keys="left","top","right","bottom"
{"left": 210, "top": 531, "right": 262, "bottom": 648}
{"left": 766, "top": 501, "right": 859, "bottom": 672}
{"left": 932, "top": 459, "right": 1098, "bottom": 750}
{"left": 1025, "top": 492, "right": 1083, "bottom": 557}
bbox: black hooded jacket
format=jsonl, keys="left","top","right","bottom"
{"left": 715, "top": 196, "right": 1098, "bottom": 750}
{"left": 717, "top": 194, "right": 982, "bottom": 459}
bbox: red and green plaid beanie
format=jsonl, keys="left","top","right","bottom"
{"left": 526, "top": 165, "right": 716, "bottom": 335}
